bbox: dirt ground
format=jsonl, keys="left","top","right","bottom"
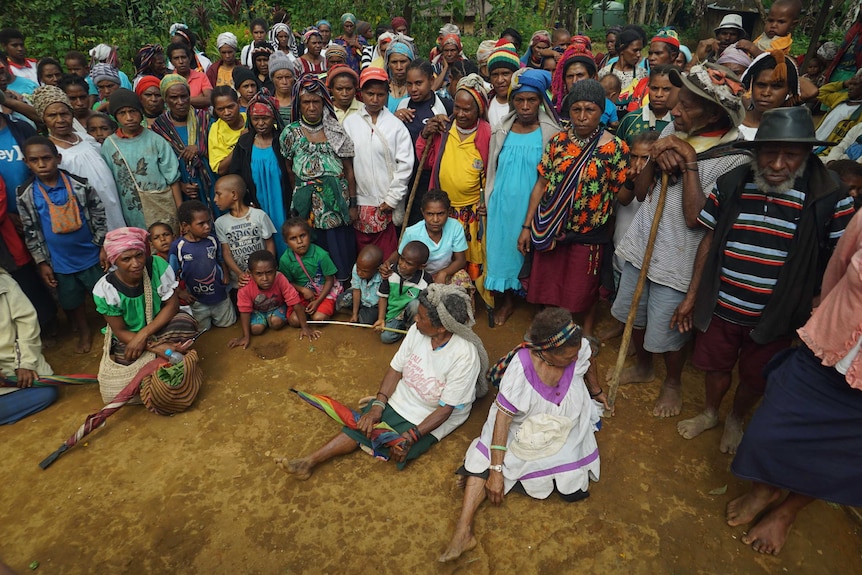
{"left": 1, "top": 302, "right": 860, "bottom": 575}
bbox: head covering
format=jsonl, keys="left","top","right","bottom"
{"left": 327, "top": 64, "right": 359, "bottom": 89}
{"left": 90, "top": 63, "right": 121, "bottom": 86}
{"left": 169, "top": 22, "right": 189, "bottom": 37}
{"left": 456, "top": 73, "right": 489, "bottom": 118}
{"left": 316, "top": 19, "right": 331, "bottom": 30}
{"left": 439, "top": 23, "right": 460, "bottom": 37}
{"left": 679, "top": 45, "right": 693, "bottom": 63}
{"left": 292, "top": 75, "right": 336, "bottom": 122}
{"left": 104, "top": 227, "right": 149, "bottom": 265}
{"left": 441, "top": 33, "right": 462, "bottom": 51}
{"left": 89, "top": 43, "right": 118, "bottom": 66}
{"left": 377, "top": 31, "right": 396, "bottom": 46}
{"left": 356, "top": 21, "right": 372, "bottom": 38}
{"left": 385, "top": 40, "right": 415, "bottom": 69}
{"left": 714, "top": 14, "right": 747, "bottom": 36}
{"left": 251, "top": 42, "right": 274, "bottom": 61}
{"left": 668, "top": 63, "right": 746, "bottom": 128}
{"left": 247, "top": 89, "right": 279, "bottom": 119}
{"left": 325, "top": 44, "right": 349, "bottom": 63}
{"left": 716, "top": 43, "right": 752, "bottom": 69}
{"left": 159, "top": 74, "right": 189, "bottom": 98}
{"left": 108, "top": 88, "right": 143, "bottom": 116}
{"left": 135, "top": 44, "right": 164, "bottom": 75}
{"left": 359, "top": 66, "right": 389, "bottom": 89}
{"left": 391, "top": 17, "right": 408, "bottom": 30}
{"left": 31, "top": 85, "right": 71, "bottom": 119}
{"left": 651, "top": 28, "right": 680, "bottom": 48}
{"left": 303, "top": 27, "right": 322, "bottom": 45}
{"left": 488, "top": 319, "right": 581, "bottom": 386}
{"left": 607, "top": 25, "right": 623, "bottom": 37}
{"left": 269, "top": 23, "right": 297, "bottom": 55}
{"left": 530, "top": 30, "right": 551, "bottom": 47}
{"left": 341, "top": 13, "right": 357, "bottom": 25}
{"left": 817, "top": 41, "right": 837, "bottom": 62}
{"left": 488, "top": 41, "right": 520, "bottom": 72}
{"left": 476, "top": 40, "right": 497, "bottom": 66}
{"left": 232, "top": 66, "right": 260, "bottom": 89}
{"left": 569, "top": 35, "right": 593, "bottom": 52}
{"left": 510, "top": 68, "right": 552, "bottom": 97}
{"left": 562, "top": 78, "right": 605, "bottom": 112}
{"left": 135, "top": 75, "right": 162, "bottom": 98}
{"left": 268, "top": 51, "right": 294, "bottom": 77}
{"left": 551, "top": 43, "right": 596, "bottom": 112}
{"left": 422, "top": 284, "right": 489, "bottom": 397}
{"left": 741, "top": 50, "right": 800, "bottom": 97}
{"left": 216, "top": 32, "right": 238, "bottom": 49}
{"left": 734, "top": 106, "right": 833, "bottom": 149}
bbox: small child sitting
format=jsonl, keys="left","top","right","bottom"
{"left": 169, "top": 200, "right": 236, "bottom": 330}
{"left": 375, "top": 240, "right": 433, "bottom": 344}
{"left": 85, "top": 112, "right": 117, "bottom": 145}
{"left": 337, "top": 244, "right": 384, "bottom": 325}
{"left": 213, "top": 175, "right": 277, "bottom": 288}
{"left": 18, "top": 136, "right": 107, "bottom": 354}
{"left": 228, "top": 250, "right": 319, "bottom": 349}
{"left": 829, "top": 159, "right": 862, "bottom": 209}
{"left": 743, "top": 0, "right": 801, "bottom": 56}
{"left": 148, "top": 221, "right": 175, "bottom": 261}
{"left": 278, "top": 217, "right": 340, "bottom": 325}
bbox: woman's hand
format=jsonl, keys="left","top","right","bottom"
{"left": 297, "top": 286, "right": 315, "bottom": 301}
{"left": 124, "top": 332, "right": 149, "bottom": 361}
{"left": 433, "top": 270, "right": 451, "bottom": 284}
{"left": 391, "top": 434, "right": 414, "bottom": 463}
{"left": 378, "top": 202, "right": 393, "bottom": 213}
{"left": 517, "top": 228, "right": 532, "bottom": 255}
{"left": 486, "top": 469, "right": 505, "bottom": 505}
{"left": 181, "top": 182, "right": 200, "bottom": 199}
{"left": 592, "top": 390, "right": 614, "bottom": 416}
{"left": 349, "top": 206, "right": 358, "bottom": 223}
{"left": 14, "top": 368, "right": 37, "bottom": 388}
{"left": 395, "top": 108, "right": 415, "bottom": 123}
{"left": 180, "top": 144, "right": 199, "bottom": 161}
{"left": 476, "top": 203, "right": 486, "bottom": 217}
{"left": 357, "top": 404, "right": 383, "bottom": 437}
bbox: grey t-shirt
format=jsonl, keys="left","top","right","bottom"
{"left": 214, "top": 207, "right": 277, "bottom": 283}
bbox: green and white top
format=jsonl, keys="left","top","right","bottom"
{"left": 93, "top": 256, "right": 177, "bottom": 332}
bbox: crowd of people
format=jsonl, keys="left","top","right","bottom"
{"left": 1, "top": 0, "right": 861, "bottom": 562}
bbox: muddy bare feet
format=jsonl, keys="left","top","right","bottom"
{"left": 726, "top": 487, "right": 781, "bottom": 527}
{"left": 720, "top": 414, "right": 745, "bottom": 454}
{"left": 438, "top": 529, "right": 477, "bottom": 562}
{"left": 608, "top": 363, "right": 655, "bottom": 385}
{"left": 677, "top": 411, "right": 719, "bottom": 439}
{"left": 652, "top": 383, "right": 682, "bottom": 418}
{"left": 741, "top": 507, "right": 795, "bottom": 555}
{"left": 75, "top": 332, "right": 92, "bottom": 354}
{"left": 275, "top": 456, "right": 313, "bottom": 480}
{"left": 493, "top": 301, "right": 514, "bottom": 326}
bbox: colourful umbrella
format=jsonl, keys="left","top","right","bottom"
{"left": 1, "top": 374, "right": 98, "bottom": 387}
{"left": 290, "top": 388, "right": 405, "bottom": 459}
{"left": 39, "top": 359, "right": 163, "bottom": 469}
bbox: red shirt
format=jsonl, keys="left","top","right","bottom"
{"left": 237, "top": 272, "right": 301, "bottom": 313}
{"left": 0, "top": 176, "right": 32, "bottom": 267}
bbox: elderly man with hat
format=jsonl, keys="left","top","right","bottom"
{"left": 612, "top": 63, "right": 751, "bottom": 419}
{"left": 671, "top": 106, "right": 854, "bottom": 454}
{"left": 695, "top": 14, "right": 748, "bottom": 64}
{"left": 343, "top": 67, "right": 414, "bottom": 257}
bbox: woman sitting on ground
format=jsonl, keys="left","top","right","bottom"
{"left": 439, "top": 307, "right": 610, "bottom": 562}
{"left": 276, "top": 284, "right": 488, "bottom": 477}
{"left": 92, "top": 227, "right": 197, "bottom": 365}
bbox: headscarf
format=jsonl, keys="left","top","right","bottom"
{"left": 316, "top": 19, "right": 332, "bottom": 30}
{"left": 270, "top": 23, "right": 297, "bottom": 56}
{"left": 385, "top": 40, "right": 415, "bottom": 69}
{"left": 216, "top": 32, "right": 238, "bottom": 49}
{"left": 817, "top": 41, "right": 838, "bottom": 62}
{"left": 377, "top": 31, "right": 396, "bottom": 47}
{"left": 488, "top": 40, "right": 520, "bottom": 72}
{"left": 476, "top": 40, "right": 497, "bottom": 67}
{"left": 530, "top": 30, "right": 552, "bottom": 47}
{"left": 89, "top": 43, "right": 118, "bottom": 66}
{"left": 326, "top": 64, "right": 359, "bottom": 90}
{"left": 510, "top": 68, "right": 552, "bottom": 98}
{"left": 135, "top": 44, "right": 164, "bottom": 76}
{"left": 135, "top": 75, "right": 162, "bottom": 98}
{"left": 456, "top": 73, "right": 489, "bottom": 118}
{"left": 422, "top": 284, "right": 489, "bottom": 398}
{"left": 716, "top": 43, "right": 752, "bottom": 69}
{"left": 108, "top": 88, "right": 143, "bottom": 116}
{"left": 341, "top": 13, "right": 357, "bottom": 25}
{"left": 303, "top": 27, "right": 322, "bottom": 45}
{"left": 741, "top": 50, "right": 800, "bottom": 98}
{"left": 679, "top": 45, "right": 693, "bottom": 64}
{"left": 104, "top": 227, "right": 149, "bottom": 265}
{"left": 569, "top": 35, "right": 593, "bottom": 52}
{"left": 292, "top": 75, "right": 336, "bottom": 122}
{"left": 31, "top": 85, "right": 72, "bottom": 119}
{"left": 159, "top": 74, "right": 188, "bottom": 98}
{"left": 439, "top": 23, "right": 460, "bottom": 37}
{"left": 325, "top": 44, "right": 349, "bottom": 63}
{"left": 356, "top": 21, "right": 372, "bottom": 39}
{"left": 441, "top": 33, "right": 462, "bottom": 51}
{"left": 551, "top": 43, "right": 596, "bottom": 112}
{"left": 90, "top": 63, "right": 121, "bottom": 86}
{"left": 169, "top": 22, "right": 189, "bottom": 37}
{"left": 488, "top": 319, "right": 581, "bottom": 387}
{"left": 391, "top": 17, "right": 408, "bottom": 30}
{"left": 247, "top": 89, "right": 282, "bottom": 127}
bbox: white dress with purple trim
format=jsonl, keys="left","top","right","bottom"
{"left": 463, "top": 341, "right": 601, "bottom": 498}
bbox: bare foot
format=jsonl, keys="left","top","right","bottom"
{"left": 726, "top": 488, "right": 781, "bottom": 527}
{"left": 741, "top": 506, "right": 795, "bottom": 555}
{"left": 438, "top": 529, "right": 478, "bottom": 562}
{"left": 493, "top": 302, "right": 514, "bottom": 326}
{"left": 595, "top": 321, "right": 624, "bottom": 342}
{"left": 677, "top": 411, "right": 719, "bottom": 439}
{"left": 275, "top": 456, "right": 313, "bottom": 480}
{"left": 652, "top": 383, "right": 682, "bottom": 418}
{"left": 75, "top": 332, "right": 92, "bottom": 354}
{"left": 720, "top": 414, "right": 745, "bottom": 454}
{"left": 607, "top": 363, "right": 655, "bottom": 385}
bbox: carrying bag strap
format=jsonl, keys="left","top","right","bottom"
{"left": 110, "top": 138, "right": 145, "bottom": 195}
{"left": 103, "top": 266, "right": 153, "bottom": 344}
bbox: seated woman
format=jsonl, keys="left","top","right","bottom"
{"left": 276, "top": 284, "right": 489, "bottom": 478}
{"left": 0, "top": 267, "right": 56, "bottom": 425}
{"left": 439, "top": 308, "right": 610, "bottom": 562}
{"left": 92, "top": 227, "right": 197, "bottom": 365}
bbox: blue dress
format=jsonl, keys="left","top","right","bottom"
{"left": 485, "top": 128, "right": 543, "bottom": 292}
{"left": 251, "top": 144, "right": 288, "bottom": 256}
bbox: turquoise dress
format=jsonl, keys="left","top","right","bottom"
{"left": 250, "top": 144, "right": 287, "bottom": 256}
{"left": 485, "top": 128, "right": 544, "bottom": 292}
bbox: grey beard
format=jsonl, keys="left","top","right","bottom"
{"left": 751, "top": 160, "right": 807, "bottom": 195}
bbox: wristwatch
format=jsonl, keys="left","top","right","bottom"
{"left": 489, "top": 464, "right": 503, "bottom": 473}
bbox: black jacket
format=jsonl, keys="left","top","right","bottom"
{"left": 227, "top": 131, "right": 292, "bottom": 212}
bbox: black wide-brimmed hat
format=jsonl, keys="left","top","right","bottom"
{"left": 734, "top": 106, "right": 834, "bottom": 148}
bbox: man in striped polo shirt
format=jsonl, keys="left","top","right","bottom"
{"left": 673, "top": 106, "right": 855, "bottom": 453}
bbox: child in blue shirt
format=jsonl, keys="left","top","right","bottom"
{"left": 169, "top": 200, "right": 236, "bottom": 329}
{"left": 17, "top": 136, "right": 106, "bottom": 353}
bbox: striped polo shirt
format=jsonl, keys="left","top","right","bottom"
{"left": 698, "top": 182, "right": 855, "bottom": 326}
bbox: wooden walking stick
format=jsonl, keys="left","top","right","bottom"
{"left": 607, "top": 172, "right": 670, "bottom": 409}
{"left": 400, "top": 124, "right": 438, "bottom": 244}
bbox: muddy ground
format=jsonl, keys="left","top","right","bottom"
{"left": 1, "top": 302, "right": 860, "bottom": 574}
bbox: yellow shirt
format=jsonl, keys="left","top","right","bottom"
{"left": 216, "top": 65, "right": 235, "bottom": 87}
{"left": 208, "top": 113, "right": 246, "bottom": 172}
{"left": 438, "top": 124, "right": 483, "bottom": 208}
{"left": 335, "top": 99, "right": 362, "bottom": 123}
{"left": 754, "top": 33, "right": 792, "bottom": 54}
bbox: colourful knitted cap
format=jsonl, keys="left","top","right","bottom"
{"left": 488, "top": 40, "right": 520, "bottom": 72}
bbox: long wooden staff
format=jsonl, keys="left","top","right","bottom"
{"left": 607, "top": 173, "right": 670, "bottom": 409}
{"left": 400, "top": 121, "right": 443, "bottom": 243}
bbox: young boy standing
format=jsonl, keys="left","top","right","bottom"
{"left": 17, "top": 136, "right": 106, "bottom": 353}
{"left": 169, "top": 200, "right": 236, "bottom": 330}
{"left": 374, "top": 240, "right": 432, "bottom": 344}
{"left": 213, "top": 174, "right": 276, "bottom": 288}
{"left": 0, "top": 29, "right": 38, "bottom": 84}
